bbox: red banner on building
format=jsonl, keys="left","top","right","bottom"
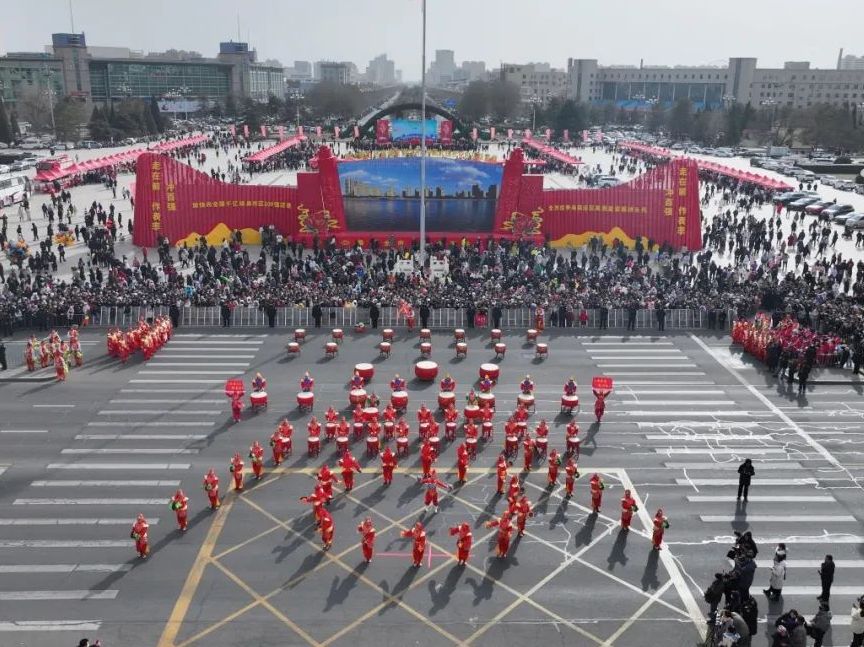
{"left": 439, "top": 120, "right": 453, "bottom": 145}
{"left": 243, "top": 124, "right": 249, "bottom": 138}
{"left": 563, "top": 129, "right": 570, "bottom": 142}
{"left": 260, "top": 125, "right": 267, "bottom": 138}
{"left": 353, "top": 125, "right": 360, "bottom": 139}
{"left": 490, "top": 127, "right": 496, "bottom": 140}
{"left": 375, "top": 119, "right": 390, "bottom": 145}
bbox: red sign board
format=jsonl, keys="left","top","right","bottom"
{"left": 592, "top": 376, "right": 613, "bottom": 392}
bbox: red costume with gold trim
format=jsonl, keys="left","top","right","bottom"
{"left": 401, "top": 521, "right": 426, "bottom": 567}
{"left": 357, "top": 518, "right": 376, "bottom": 562}
{"left": 170, "top": 490, "right": 189, "bottom": 531}
{"left": 130, "top": 513, "right": 150, "bottom": 558}
{"left": 203, "top": 468, "right": 220, "bottom": 509}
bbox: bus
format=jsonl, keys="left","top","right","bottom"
{"left": 0, "top": 173, "right": 29, "bottom": 207}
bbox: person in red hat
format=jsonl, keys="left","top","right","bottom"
{"left": 565, "top": 420, "right": 581, "bottom": 459}
{"left": 486, "top": 510, "right": 515, "bottom": 558}
{"left": 440, "top": 374, "right": 456, "bottom": 392}
{"left": 564, "top": 457, "right": 580, "bottom": 499}
{"left": 514, "top": 495, "right": 534, "bottom": 537}
{"left": 319, "top": 508, "right": 335, "bottom": 550}
{"left": 390, "top": 373, "right": 406, "bottom": 392}
{"left": 506, "top": 475, "right": 521, "bottom": 506}
{"left": 444, "top": 405, "right": 459, "bottom": 441}
{"left": 547, "top": 449, "right": 562, "bottom": 489}
{"left": 300, "top": 484, "right": 326, "bottom": 526}
{"left": 249, "top": 441, "right": 264, "bottom": 480}
{"left": 652, "top": 509, "right": 669, "bottom": 550}
{"left": 589, "top": 473, "right": 605, "bottom": 512}
{"left": 338, "top": 450, "right": 362, "bottom": 492}
{"left": 522, "top": 434, "right": 535, "bottom": 472}
{"left": 401, "top": 521, "right": 427, "bottom": 567}
{"left": 316, "top": 464, "right": 339, "bottom": 504}
{"left": 203, "top": 468, "right": 220, "bottom": 510}
{"left": 357, "top": 518, "right": 376, "bottom": 563}
{"left": 420, "top": 468, "right": 451, "bottom": 513}
{"left": 455, "top": 442, "right": 470, "bottom": 484}
{"left": 350, "top": 370, "right": 364, "bottom": 390}
{"left": 269, "top": 428, "right": 285, "bottom": 465}
{"left": 420, "top": 439, "right": 437, "bottom": 477}
{"left": 300, "top": 371, "right": 314, "bottom": 392}
{"left": 495, "top": 454, "right": 509, "bottom": 495}
{"left": 276, "top": 419, "right": 294, "bottom": 455}
{"left": 230, "top": 392, "right": 242, "bottom": 423}
{"left": 450, "top": 522, "right": 473, "bottom": 566}
{"left": 381, "top": 446, "right": 397, "bottom": 486}
{"left": 620, "top": 489, "right": 638, "bottom": 530}
{"left": 130, "top": 513, "right": 150, "bottom": 558}
{"left": 169, "top": 489, "right": 189, "bottom": 531}
{"left": 24, "top": 339, "right": 36, "bottom": 371}
{"left": 229, "top": 452, "right": 244, "bottom": 491}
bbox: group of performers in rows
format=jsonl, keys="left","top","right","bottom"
{"left": 23, "top": 327, "right": 82, "bottom": 381}
{"left": 732, "top": 313, "right": 841, "bottom": 366}
{"left": 106, "top": 316, "right": 173, "bottom": 363}
{"left": 130, "top": 441, "right": 669, "bottom": 562}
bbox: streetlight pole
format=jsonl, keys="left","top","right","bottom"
{"left": 419, "top": 0, "right": 427, "bottom": 268}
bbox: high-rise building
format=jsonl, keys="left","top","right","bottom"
{"left": 366, "top": 54, "right": 396, "bottom": 86}
{"left": 500, "top": 62, "right": 568, "bottom": 103}
{"left": 839, "top": 54, "right": 864, "bottom": 71}
{"left": 428, "top": 49, "right": 456, "bottom": 86}
{"left": 317, "top": 61, "right": 352, "bottom": 85}
{"left": 460, "top": 60, "right": 486, "bottom": 82}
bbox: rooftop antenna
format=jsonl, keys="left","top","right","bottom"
{"left": 237, "top": 13, "right": 241, "bottom": 42}
{"left": 69, "top": 0, "right": 75, "bottom": 32}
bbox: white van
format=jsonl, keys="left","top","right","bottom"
{"left": 0, "top": 173, "right": 28, "bottom": 207}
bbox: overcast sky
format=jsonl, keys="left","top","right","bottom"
{"left": 1, "top": 0, "right": 862, "bottom": 79}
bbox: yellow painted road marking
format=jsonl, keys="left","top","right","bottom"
{"left": 156, "top": 497, "right": 234, "bottom": 647}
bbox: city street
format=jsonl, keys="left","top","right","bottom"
{"left": 1, "top": 327, "right": 861, "bottom": 646}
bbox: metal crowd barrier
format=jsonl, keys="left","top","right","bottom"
{"left": 93, "top": 306, "right": 735, "bottom": 330}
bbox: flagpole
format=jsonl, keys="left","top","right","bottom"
{"left": 419, "top": 0, "right": 427, "bottom": 268}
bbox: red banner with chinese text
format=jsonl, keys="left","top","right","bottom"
{"left": 439, "top": 120, "right": 453, "bottom": 145}
{"left": 375, "top": 119, "right": 390, "bottom": 145}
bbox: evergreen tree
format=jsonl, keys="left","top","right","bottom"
{"left": 0, "top": 100, "right": 11, "bottom": 143}
{"left": 149, "top": 96, "right": 165, "bottom": 133}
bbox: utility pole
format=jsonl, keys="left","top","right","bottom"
{"left": 419, "top": 0, "right": 427, "bottom": 268}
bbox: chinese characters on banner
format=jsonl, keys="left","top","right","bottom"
{"left": 150, "top": 159, "right": 162, "bottom": 232}
{"left": 675, "top": 165, "right": 689, "bottom": 237}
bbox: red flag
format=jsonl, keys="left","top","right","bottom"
{"left": 563, "top": 129, "right": 570, "bottom": 142}
{"left": 243, "top": 124, "right": 249, "bottom": 138}
{"left": 260, "top": 125, "right": 267, "bottom": 138}
{"left": 490, "top": 127, "right": 496, "bottom": 140}
{"left": 334, "top": 126, "right": 341, "bottom": 139}
{"left": 353, "top": 125, "right": 360, "bottom": 138}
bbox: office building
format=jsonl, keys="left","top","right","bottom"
{"left": 839, "top": 54, "right": 864, "bottom": 71}
{"left": 500, "top": 62, "right": 568, "bottom": 103}
{"left": 366, "top": 54, "right": 396, "bottom": 86}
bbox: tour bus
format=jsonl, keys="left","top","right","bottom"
{"left": 0, "top": 173, "right": 29, "bottom": 206}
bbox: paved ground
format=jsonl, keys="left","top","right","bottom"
{"left": 0, "top": 327, "right": 862, "bottom": 647}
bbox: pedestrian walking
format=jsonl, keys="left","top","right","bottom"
{"left": 763, "top": 552, "right": 786, "bottom": 601}
{"left": 798, "top": 361, "right": 811, "bottom": 394}
{"left": 807, "top": 603, "right": 831, "bottom": 647}
{"left": 737, "top": 458, "right": 755, "bottom": 501}
{"left": 0, "top": 341, "right": 6, "bottom": 370}
{"left": 817, "top": 554, "right": 834, "bottom": 602}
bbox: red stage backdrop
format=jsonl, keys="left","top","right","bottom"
{"left": 132, "top": 153, "right": 298, "bottom": 248}
{"left": 375, "top": 119, "right": 391, "bottom": 145}
{"left": 439, "top": 120, "right": 453, "bottom": 145}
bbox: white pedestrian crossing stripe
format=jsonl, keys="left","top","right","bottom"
{"left": 0, "top": 590, "right": 118, "bottom": 601}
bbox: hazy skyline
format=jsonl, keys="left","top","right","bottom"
{"left": 2, "top": 0, "right": 863, "bottom": 80}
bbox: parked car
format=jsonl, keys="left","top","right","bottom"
{"left": 787, "top": 196, "right": 821, "bottom": 211}
{"left": 827, "top": 205, "right": 856, "bottom": 222}
{"left": 843, "top": 214, "right": 864, "bottom": 231}
{"left": 773, "top": 191, "right": 817, "bottom": 205}
{"left": 804, "top": 200, "right": 834, "bottom": 215}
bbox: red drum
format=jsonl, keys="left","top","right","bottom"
{"left": 414, "top": 360, "right": 438, "bottom": 381}
{"left": 336, "top": 436, "right": 349, "bottom": 452}
{"left": 479, "top": 363, "right": 500, "bottom": 381}
{"left": 382, "top": 328, "right": 395, "bottom": 342}
{"left": 396, "top": 436, "right": 409, "bottom": 456}
{"left": 490, "top": 329, "right": 502, "bottom": 342}
{"left": 349, "top": 388, "right": 367, "bottom": 407}
{"left": 325, "top": 342, "right": 338, "bottom": 358}
{"left": 561, "top": 394, "right": 579, "bottom": 413}
{"left": 505, "top": 435, "right": 519, "bottom": 455}
{"left": 454, "top": 328, "right": 466, "bottom": 341}
{"left": 466, "top": 437, "right": 478, "bottom": 458}
{"left": 250, "top": 392, "right": 268, "bottom": 408}
{"left": 455, "top": 342, "right": 468, "bottom": 358}
{"left": 391, "top": 390, "right": 409, "bottom": 410}
{"left": 363, "top": 407, "right": 380, "bottom": 422}
{"left": 383, "top": 420, "right": 395, "bottom": 439}
{"left": 464, "top": 404, "right": 482, "bottom": 420}
{"left": 287, "top": 342, "right": 300, "bottom": 355}
{"left": 518, "top": 393, "right": 536, "bottom": 412}
{"left": 566, "top": 436, "right": 581, "bottom": 454}
{"left": 526, "top": 329, "right": 538, "bottom": 342}
{"left": 445, "top": 421, "right": 457, "bottom": 439}
{"left": 419, "top": 342, "right": 432, "bottom": 357}
{"left": 294, "top": 328, "right": 306, "bottom": 342}
{"left": 307, "top": 436, "right": 320, "bottom": 457}
{"left": 366, "top": 436, "right": 380, "bottom": 456}
{"left": 325, "top": 422, "right": 337, "bottom": 439}
{"left": 535, "top": 437, "right": 548, "bottom": 456}
{"left": 297, "top": 392, "right": 314, "bottom": 412}
{"left": 332, "top": 328, "right": 344, "bottom": 343}
{"left": 494, "top": 343, "right": 506, "bottom": 358}
{"left": 481, "top": 421, "right": 494, "bottom": 439}
{"left": 535, "top": 343, "right": 549, "bottom": 358}
{"left": 420, "top": 328, "right": 432, "bottom": 341}
{"left": 516, "top": 421, "right": 528, "bottom": 436}
{"left": 419, "top": 422, "right": 430, "bottom": 439}
{"left": 438, "top": 391, "right": 456, "bottom": 410}
{"left": 355, "top": 363, "right": 375, "bottom": 382}
{"left": 429, "top": 436, "right": 441, "bottom": 454}
{"left": 478, "top": 393, "right": 495, "bottom": 410}
{"left": 353, "top": 422, "right": 365, "bottom": 440}
{"left": 379, "top": 341, "right": 391, "bottom": 357}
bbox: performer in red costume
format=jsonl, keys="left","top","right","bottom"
{"left": 420, "top": 439, "right": 437, "bottom": 476}
{"left": 251, "top": 372, "right": 267, "bottom": 393}
{"left": 593, "top": 388, "right": 609, "bottom": 423}
{"left": 53, "top": 349, "right": 68, "bottom": 381}
{"left": 589, "top": 473, "right": 605, "bottom": 512}
{"left": 420, "top": 468, "right": 451, "bottom": 512}
{"left": 319, "top": 508, "right": 335, "bottom": 550}
{"left": 269, "top": 428, "right": 286, "bottom": 465}
{"left": 450, "top": 522, "right": 473, "bottom": 566}
{"left": 317, "top": 464, "right": 339, "bottom": 504}
{"left": 444, "top": 405, "right": 459, "bottom": 441}
{"left": 563, "top": 377, "right": 578, "bottom": 397}
{"left": 455, "top": 442, "right": 470, "bottom": 483}
{"left": 564, "top": 457, "right": 580, "bottom": 499}
{"left": 520, "top": 375, "right": 535, "bottom": 394}
{"left": 514, "top": 495, "right": 534, "bottom": 537}
{"left": 356, "top": 518, "right": 376, "bottom": 563}
{"left": 230, "top": 393, "right": 243, "bottom": 423}
{"left": 620, "top": 489, "right": 638, "bottom": 530}
{"left": 300, "top": 371, "right": 314, "bottom": 392}
{"left": 350, "top": 370, "right": 364, "bottom": 389}
{"left": 203, "top": 468, "right": 220, "bottom": 509}
{"left": 381, "top": 446, "right": 397, "bottom": 486}
{"left": 522, "top": 434, "right": 535, "bottom": 472}
{"left": 486, "top": 510, "right": 515, "bottom": 558}
{"left": 300, "top": 485, "right": 326, "bottom": 526}
{"left": 439, "top": 374, "right": 456, "bottom": 392}
{"left": 390, "top": 373, "right": 406, "bottom": 392}
{"left": 547, "top": 449, "right": 561, "bottom": 488}
{"left": 130, "top": 513, "right": 150, "bottom": 558}
{"left": 565, "top": 420, "right": 581, "bottom": 459}
{"left": 229, "top": 452, "right": 244, "bottom": 491}
{"left": 338, "top": 450, "right": 362, "bottom": 491}
{"left": 169, "top": 489, "right": 189, "bottom": 531}
{"left": 307, "top": 416, "right": 321, "bottom": 439}
{"left": 401, "top": 521, "right": 427, "bottom": 567}
{"left": 506, "top": 475, "right": 521, "bottom": 505}
{"left": 40, "top": 340, "right": 50, "bottom": 368}
{"left": 496, "top": 454, "right": 509, "bottom": 494}
{"left": 24, "top": 339, "right": 36, "bottom": 371}
{"left": 249, "top": 441, "right": 264, "bottom": 480}
{"left": 652, "top": 509, "right": 669, "bottom": 550}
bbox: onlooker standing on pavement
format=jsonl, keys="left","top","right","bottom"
{"left": 851, "top": 597, "right": 864, "bottom": 647}
{"left": 703, "top": 572, "right": 724, "bottom": 623}
{"left": 722, "top": 608, "right": 751, "bottom": 647}
{"left": 807, "top": 603, "right": 831, "bottom": 647}
{"left": 737, "top": 459, "right": 755, "bottom": 501}
{"left": 817, "top": 554, "right": 834, "bottom": 603}
{"left": 0, "top": 341, "right": 6, "bottom": 370}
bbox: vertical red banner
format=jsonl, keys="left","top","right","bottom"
{"left": 439, "top": 120, "right": 452, "bottom": 145}
{"left": 353, "top": 125, "right": 360, "bottom": 138}
{"left": 375, "top": 119, "right": 390, "bottom": 145}
{"left": 229, "top": 124, "right": 236, "bottom": 137}
{"left": 243, "top": 125, "right": 249, "bottom": 138}
{"left": 490, "top": 127, "right": 496, "bottom": 140}
{"left": 507, "top": 128, "right": 513, "bottom": 139}
{"left": 545, "top": 128, "right": 551, "bottom": 142}
{"left": 563, "top": 129, "right": 570, "bottom": 142}
{"left": 260, "top": 125, "right": 267, "bottom": 138}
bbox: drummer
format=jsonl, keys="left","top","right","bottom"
{"left": 465, "top": 388, "right": 479, "bottom": 407}
{"left": 252, "top": 372, "right": 267, "bottom": 393}
{"left": 383, "top": 403, "right": 397, "bottom": 424}
{"left": 277, "top": 418, "right": 294, "bottom": 441}
{"left": 520, "top": 375, "right": 535, "bottom": 395}
{"left": 417, "top": 403, "right": 433, "bottom": 425}
{"left": 308, "top": 416, "right": 321, "bottom": 437}
{"left": 365, "top": 392, "right": 381, "bottom": 409}
{"left": 390, "top": 373, "right": 406, "bottom": 392}
{"left": 563, "top": 377, "right": 578, "bottom": 396}
{"left": 325, "top": 406, "right": 339, "bottom": 425}
{"left": 535, "top": 419, "right": 549, "bottom": 438}
{"left": 440, "top": 373, "right": 456, "bottom": 392}
{"left": 479, "top": 376, "right": 494, "bottom": 393}
{"left": 350, "top": 370, "right": 364, "bottom": 389}
{"left": 300, "top": 371, "right": 314, "bottom": 392}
